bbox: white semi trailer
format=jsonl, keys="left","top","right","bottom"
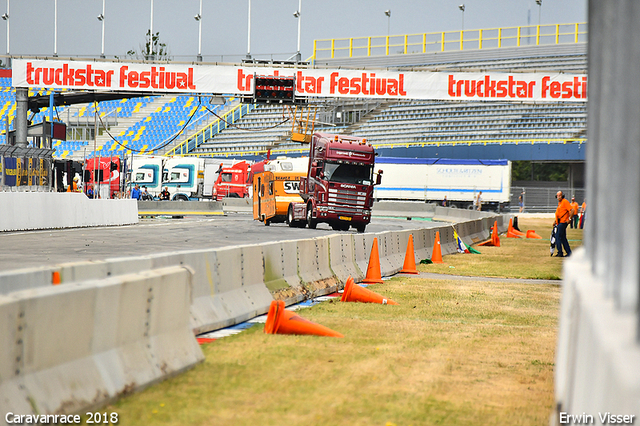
{"left": 373, "top": 157, "right": 511, "bottom": 211}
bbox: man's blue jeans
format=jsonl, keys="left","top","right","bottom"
{"left": 557, "top": 222, "right": 572, "bottom": 256}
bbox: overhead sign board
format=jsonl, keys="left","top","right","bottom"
{"left": 12, "top": 59, "right": 587, "bottom": 102}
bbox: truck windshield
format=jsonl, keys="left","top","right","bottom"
{"left": 324, "top": 162, "right": 373, "bottom": 185}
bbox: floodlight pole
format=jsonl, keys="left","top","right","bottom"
{"left": 195, "top": 0, "right": 202, "bottom": 61}
{"left": 385, "top": 10, "right": 391, "bottom": 36}
{"left": 536, "top": 0, "right": 542, "bottom": 26}
{"left": 99, "top": 0, "right": 105, "bottom": 58}
{"left": 149, "top": 0, "right": 154, "bottom": 60}
{"left": 53, "top": 0, "right": 58, "bottom": 57}
{"left": 246, "top": 0, "right": 251, "bottom": 59}
{"left": 4, "top": 0, "right": 9, "bottom": 62}
{"left": 295, "top": 0, "right": 302, "bottom": 62}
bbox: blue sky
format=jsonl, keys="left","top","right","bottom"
{"left": 0, "top": 0, "right": 587, "bottom": 62}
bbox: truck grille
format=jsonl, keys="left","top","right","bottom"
{"left": 328, "top": 188, "right": 367, "bottom": 211}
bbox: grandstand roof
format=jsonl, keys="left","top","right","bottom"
{"left": 27, "top": 91, "right": 150, "bottom": 113}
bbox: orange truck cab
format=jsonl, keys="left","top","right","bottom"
{"left": 253, "top": 157, "right": 308, "bottom": 225}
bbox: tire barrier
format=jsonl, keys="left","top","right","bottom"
{"left": 0, "top": 266, "right": 203, "bottom": 421}
{"left": 0, "top": 192, "right": 137, "bottom": 232}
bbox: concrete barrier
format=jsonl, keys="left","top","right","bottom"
{"left": 372, "top": 201, "right": 436, "bottom": 219}
{"left": 376, "top": 231, "right": 404, "bottom": 276}
{"left": 0, "top": 192, "right": 138, "bottom": 232}
{"left": 137, "top": 200, "right": 224, "bottom": 216}
{"left": 221, "top": 198, "right": 252, "bottom": 213}
{"left": 554, "top": 249, "right": 640, "bottom": 423}
{"left": 412, "top": 228, "right": 433, "bottom": 262}
{"left": 437, "top": 226, "right": 458, "bottom": 256}
{"left": 218, "top": 244, "right": 272, "bottom": 327}
{"left": 353, "top": 233, "right": 378, "bottom": 280}
{"left": 296, "top": 237, "right": 339, "bottom": 295}
{"left": 0, "top": 266, "right": 203, "bottom": 420}
{"left": 144, "top": 246, "right": 273, "bottom": 335}
{"left": 262, "top": 240, "right": 304, "bottom": 305}
{"left": 0, "top": 267, "right": 54, "bottom": 295}
{"left": 0, "top": 215, "right": 504, "bottom": 336}
{"left": 328, "top": 234, "right": 364, "bottom": 283}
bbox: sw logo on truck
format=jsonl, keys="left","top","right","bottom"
{"left": 283, "top": 181, "right": 301, "bottom": 194}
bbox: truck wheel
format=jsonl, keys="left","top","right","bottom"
{"left": 307, "top": 204, "right": 317, "bottom": 229}
{"left": 287, "top": 205, "right": 294, "bottom": 227}
{"left": 264, "top": 218, "right": 271, "bottom": 226}
{"left": 355, "top": 224, "right": 366, "bottom": 233}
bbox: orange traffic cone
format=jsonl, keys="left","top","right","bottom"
{"left": 508, "top": 218, "right": 526, "bottom": 237}
{"left": 506, "top": 228, "right": 521, "bottom": 238}
{"left": 507, "top": 219, "right": 524, "bottom": 238}
{"left": 492, "top": 221, "right": 501, "bottom": 246}
{"left": 479, "top": 221, "right": 501, "bottom": 246}
{"left": 341, "top": 276, "right": 398, "bottom": 305}
{"left": 526, "top": 229, "right": 543, "bottom": 239}
{"left": 431, "top": 231, "right": 443, "bottom": 263}
{"left": 52, "top": 271, "right": 61, "bottom": 285}
{"left": 400, "top": 234, "right": 419, "bottom": 274}
{"left": 264, "top": 300, "right": 344, "bottom": 338}
{"left": 362, "top": 237, "right": 384, "bottom": 284}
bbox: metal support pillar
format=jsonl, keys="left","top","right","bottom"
{"left": 15, "top": 87, "right": 28, "bottom": 148}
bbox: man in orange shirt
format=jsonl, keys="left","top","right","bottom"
{"left": 554, "top": 191, "right": 573, "bottom": 257}
{"left": 569, "top": 196, "right": 579, "bottom": 228}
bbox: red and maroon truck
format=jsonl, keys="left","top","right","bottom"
{"left": 287, "top": 133, "right": 382, "bottom": 233}
{"left": 212, "top": 161, "right": 251, "bottom": 200}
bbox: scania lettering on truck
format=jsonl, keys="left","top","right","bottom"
{"left": 287, "top": 133, "right": 382, "bottom": 233}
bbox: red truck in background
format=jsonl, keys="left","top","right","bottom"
{"left": 212, "top": 161, "right": 251, "bottom": 200}
{"left": 287, "top": 133, "right": 382, "bottom": 233}
{"left": 85, "top": 156, "right": 123, "bottom": 198}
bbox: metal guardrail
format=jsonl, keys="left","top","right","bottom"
{"left": 511, "top": 186, "right": 586, "bottom": 213}
{"left": 312, "top": 22, "right": 587, "bottom": 60}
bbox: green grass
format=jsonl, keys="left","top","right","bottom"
{"left": 424, "top": 217, "right": 583, "bottom": 280}
{"left": 106, "top": 217, "right": 565, "bottom": 426}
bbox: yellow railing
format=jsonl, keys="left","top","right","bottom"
{"left": 312, "top": 22, "right": 587, "bottom": 60}
{"left": 177, "top": 138, "right": 586, "bottom": 159}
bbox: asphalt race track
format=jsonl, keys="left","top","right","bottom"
{"left": 0, "top": 213, "right": 440, "bottom": 272}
